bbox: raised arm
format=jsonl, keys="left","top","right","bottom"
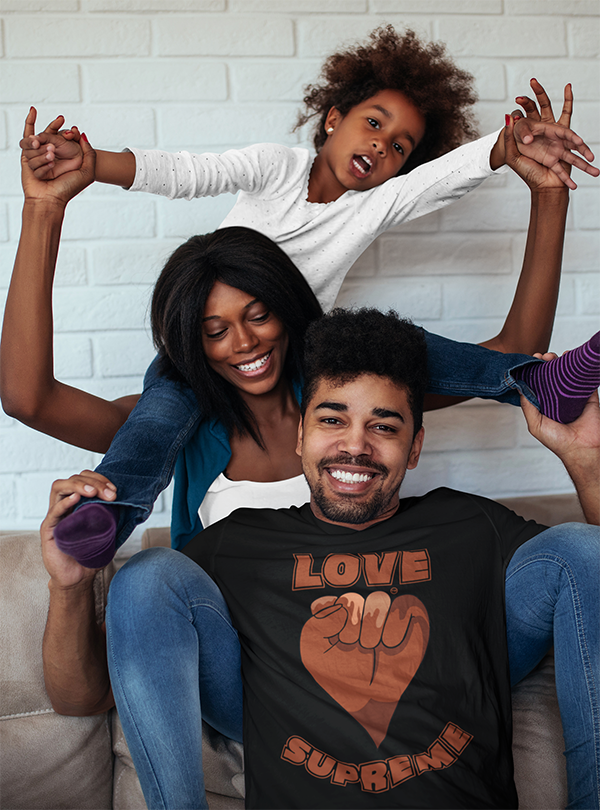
{"left": 41, "top": 473, "right": 117, "bottom": 715}
{"left": 479, "top": 83, "right": 583, "bottom": 357}
{"left": 0, "top": 109, "right": 138, "bottom": 453}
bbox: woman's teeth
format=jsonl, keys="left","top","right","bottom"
{"left": 330, "top": 469, "right": 373, "bottom": 483}
{"left": 236, "top": 352, "right": 271, "bottom": 373}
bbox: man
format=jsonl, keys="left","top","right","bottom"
{"left": 41, "top": 310, "right": 599, "bottom": 809}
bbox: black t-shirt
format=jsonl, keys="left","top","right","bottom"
{"left": 183, "top": 487, "right": 545, "bottom": 809}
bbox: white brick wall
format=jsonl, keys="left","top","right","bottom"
{"left": 1, "top": 1, "right": 598, "bottom": 538}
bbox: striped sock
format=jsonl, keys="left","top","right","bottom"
{"left": 518, "top": 332, "right": 600, "bottom": 423}
{"left": 54, "top": 502, "right": 117, "bottom": 569}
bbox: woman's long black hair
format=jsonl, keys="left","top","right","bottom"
{"left": 151, "top": 226, "right": 323, "bottom": 447}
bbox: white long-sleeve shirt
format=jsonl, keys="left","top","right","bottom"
{"left": 128, "top": 132, "right": 503, "bottom": 310}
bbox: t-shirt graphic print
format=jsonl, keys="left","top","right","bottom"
{"left": 185, "top": 489, "right": 545, "bottom": 809}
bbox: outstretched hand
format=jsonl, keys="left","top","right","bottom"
{"left": 40, "top": 471, "right": 117, "bottom": 589}
{"left": 21, "top": 108, "right": 94, "bottom": 205}
{"left": 510, "top": 80, "right": 598, "bottom": 190}
{"left": 20, "top": 108, "right": 84, "bottom": 180}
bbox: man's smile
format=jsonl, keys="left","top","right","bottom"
{"left": 329, "top": 468, "right": 375, "bottom": 484}
{"left": 318, "top": 456, "right": 389, "bottom": 494}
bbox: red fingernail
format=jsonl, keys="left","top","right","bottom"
{"left": 505, "top": 114, "right": 511, "bottom": 126}
{"left": 81, "top": 132, "right": 88, "bottom": 143}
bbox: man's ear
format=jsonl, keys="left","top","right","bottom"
{"left": 407, "top": 427, "right": 424, "bottom": 470}
{"left": 296, "top": 417, "right": 304, "bottom": 458}
{"left": 324, "top": 106, "right": 342, "bottom": 135}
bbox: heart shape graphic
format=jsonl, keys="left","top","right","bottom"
{"left": 300, "top": 591, "right": 429, "bottom": 747}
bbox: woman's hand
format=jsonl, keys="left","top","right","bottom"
{"left": 21, "top": 107, "right": 95, "bottom": 206}
{"left": 510, "top": 80, "right": 597, "bottom": 190}
{"left": 40, "top": 472, "right": 117, "bottom": 589}
{"left": 20, "top": 109, "right": 84, "bottom": 180}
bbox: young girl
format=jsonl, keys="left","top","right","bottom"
{"left": 16, "top": 27, "right": 600, "bottom": 563}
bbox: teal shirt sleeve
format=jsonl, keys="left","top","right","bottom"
{"left": 170, "top": 375, "right": 303, "bottom": 550}
{"left": 170, "top": 419, "right": 232, "bottom": 550}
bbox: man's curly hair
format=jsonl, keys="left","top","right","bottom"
{"left": 295, "top": 26, "right": 478, "bottom": 174}
{"left": 301, "top": 308, "right": 428, "bottom": 437}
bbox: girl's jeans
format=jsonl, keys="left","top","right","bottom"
{"left": 106, "top": 523, "right": 600, "bottom": 810}
{"left": 93, "top": 332, "right": 541, "bottom": 547}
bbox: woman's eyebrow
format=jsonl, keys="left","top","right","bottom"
{"left": 202, "top": 298, "right": 260, "bottom": 322}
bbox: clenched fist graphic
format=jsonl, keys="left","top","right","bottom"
{"left": 300, "top": 592, "right": 429, "bottom": 747}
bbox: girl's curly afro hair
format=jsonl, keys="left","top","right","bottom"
{"left": 295, "top": 26, "right": 479, "bottom": 175}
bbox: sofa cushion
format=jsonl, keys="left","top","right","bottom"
{"left": 1, "top": 711, "right": 113, "bottom": 810}
{"left": 512, "top": 651, "right": 567, "bottom": 809}
{"left": 0, "top": 532, "right": 114, "bottom": 810}
{"left": 496, "top": 493, "right": 584, "bottom": 526}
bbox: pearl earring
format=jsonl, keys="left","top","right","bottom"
{"left": 327, "top": 127, "right": 334, "bottom": 133}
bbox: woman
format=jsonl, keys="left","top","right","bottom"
{"left": 8, "top": 105, "right": 599, "bottom": 560}
{"left": 3, "top": 115, "right": 598, "bottom": 808}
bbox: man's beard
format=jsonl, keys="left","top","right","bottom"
{"left": 309, "top": 455, "right": 402, "bottom": 525}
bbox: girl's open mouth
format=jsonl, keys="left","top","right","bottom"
{"left": 350, "top": 154, "right": 373, "bottom": 179}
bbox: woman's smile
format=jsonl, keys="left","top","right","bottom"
{"left": 202, "top": 281, "right": 289, "bottom": 395}
{"left": 233, "top": 349, "right": 273, "bottom": 376}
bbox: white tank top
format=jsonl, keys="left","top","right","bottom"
{"left": 199, "top": 473, "right": 310, "bottom": 528}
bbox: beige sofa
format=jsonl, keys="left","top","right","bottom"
{"left": 0, "top": 493, "right": 585, "bottom": 810}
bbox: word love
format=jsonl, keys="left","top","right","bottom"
{"left": 292, "top": 550, "right": 430, "bottom": 591}
{"left": 281, "top": 722, "right": 473, "bottom": 793}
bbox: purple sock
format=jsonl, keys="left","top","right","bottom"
{"left": 518, "top": 331, "right": 600, "bottom": 423}
{"left": 54, "top": 503, "right": 117, "bottom": 569}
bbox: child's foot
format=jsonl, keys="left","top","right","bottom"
{"left": 517, "top": 332, "right": 600, "bottom": 423}
{"left": 54, "top": 502, "right": 117, "bottom": 568}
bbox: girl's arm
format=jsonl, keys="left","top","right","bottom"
{"left": 0, "top": 110, "right": 138, "bottom": 453}
{"left": 19, "top": 110, "right": 136, "bottom": 187}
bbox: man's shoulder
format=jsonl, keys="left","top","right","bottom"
{"left": 395, "top": 487, "right": 539, "bottom": 528}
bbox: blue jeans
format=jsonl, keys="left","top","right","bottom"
{"left": 105, "top": 523, "right": 599, "bottom": 810}
{"left": 106, "top": 549, "right": 243, "bottom": 810}
{"left": 506, "top": 524, "right": 600, "bottom": 810}
{"left": 92, "top": 332, "right": 540, "bottom": 547}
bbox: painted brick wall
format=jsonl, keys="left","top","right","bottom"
{"left": 1, "top": 0, "right": 598, "bottom": 545}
